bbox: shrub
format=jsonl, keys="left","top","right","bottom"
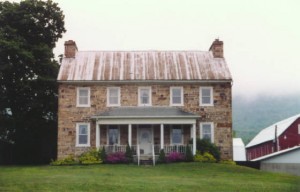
{"left": 100, "top": 146, "right": 107, "bottom": 163}
{"left": 125, "top": 143, "right": 133, "bottom": 163}
{"left": 166, "top": 152, "right": 184, "bottom": 163}
{"left": 195, "top": 138, "right": 221, "bottom": 161}
{"left": 220, "top": 160, "right": 236, "bottom": 165}
{"left": 194, "top": 151, "right": 205, "bottom": 162}
{"left": 79, "top": 148, "right": 102, "bottom": 165}
{"left": 185, "top": 144, "right": 193, "bottom": 162}
{"left": 106, "top": 152, "right": 127, "bottom": 164}
{"left": 50, "top": 155, "right": 77, "bottom": 166}
{"left": 157, "top": 149, "right": 166, "bottom": 164}
{"left": 202, "top": 152, "right": 216, "bottom": 163}
{"left": 158, "top": 149, "right": 166, "bottom": 163}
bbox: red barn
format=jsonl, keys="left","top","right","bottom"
{"left": 246, "top": 114, "right": 300, "bottom": 160}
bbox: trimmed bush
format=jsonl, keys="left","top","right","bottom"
{"left": 194, "top": 151, "right": 216, "bottom": 163}
{"left": 195, "top": 138, "right": 221, "bottom": 161}
{"left": 106, "top": 152, "right": 127, "bottom": 164}
{"left": 79, "top": 148, "right": 102, "bottom": 165}
{"left": 157, "top": 149, "right": 166, "bottom": 164}
{"left": 185, "top": 144, "right": 193, "bottom": 162}
{"left": 50, "top": 155, "right": 77, "bottom": 166}
{"left": 166, "top": 152, "right": 184, "bottom": 163}
{"left": 100, "top": 146, "right": 107, "bottom": 163}
{"left": 125, "top": 143, "right": 133, "bottom": 163}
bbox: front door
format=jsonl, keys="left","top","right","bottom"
{"left": 139, "top": 126, "right": 153, "bottom": 155}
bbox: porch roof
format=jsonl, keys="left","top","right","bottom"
{"left": 91, "top": 107, "right": 199, "bottom": 119}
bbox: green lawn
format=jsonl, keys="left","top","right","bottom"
{"left": 0, "top": 163, "right": 299, "bottom": 192}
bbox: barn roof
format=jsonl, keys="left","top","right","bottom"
{"left": 246, "top": 114, "right": 300, "bottom": 148}
{"left": 57, "top": 51, "right": 232, "bottom": 82}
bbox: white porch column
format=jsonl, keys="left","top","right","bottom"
{"left": 96, "top": 124, "right": 100, "bottom": 148}
{"left": 160, "top": 124, "right": 164, "bottom": 150}
{"left": 128, "top": 124, "right": 132, "bottom": 147}
{"left": 192, "top": 123, "right": 196, "bottom": 155}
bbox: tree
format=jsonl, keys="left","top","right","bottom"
{"left": 0, "top": 0, "right": 66, "bottom": 164}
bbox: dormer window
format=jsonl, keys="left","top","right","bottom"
{"left": 138, "top": 87, "right": 152, "bottom": 106}
{"left": 77, "top": 87, "right": 90, "bottom": 107}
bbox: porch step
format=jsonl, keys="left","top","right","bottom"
{"left": 140, "top": 159, "right": 153, "bottom": 165}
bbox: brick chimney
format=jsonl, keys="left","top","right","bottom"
{"left": 64, "top": 40, "right": 78, "bottom": 58}
{"left": 209, "top": 39, "right": 223, "bottom": 58}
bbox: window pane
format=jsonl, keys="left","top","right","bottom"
{"left": 202, "top": 89, "right": 211, "bottom": 97}
{"left": 109, "top": 89, "right": 118, "bottom": 97}
{"left": 202, "top": 97, "right": 211, "bottom": 104}
{"left": 79, "top": 89, "right": 88, "bottom": 97}
{"left": 140, "top": 89, "right": 149, "bottom": 104}
{"left": 108, "top": 128, "right": 119, "bottom": 145}
{"left": 173, "top": 97, "right": 181, "bottom": 104}
{"left": 79, "top": 135, "right": 87, "bottom": 144}
{"left": 172, "top": 88, "right": 181, "bottom": 97}
{"left": 202, "top": 124, "right": 212, "bottom": 141}
{"left": 110, "top": 97, "right": 118, "bottom": 104}
{"left": 79, "top": 97, "right": 88, "bottom": 105}
{"left": 79, "top": 125, "right": 87, "bottom": 134}
{"left": 172, "top": 128, "right": 182, "bottom": 144}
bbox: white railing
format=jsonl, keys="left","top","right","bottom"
{"left": 164, "top": 145, "right": 192, "bottom": 154}
{"left": 137, "top": 145, "right": 140, "bottom": 166}
{"left": 152, "top": 144, "right": 155, "bottom": 166}
{"left": 101, "top": 145, "right": 138, "bottom": 154}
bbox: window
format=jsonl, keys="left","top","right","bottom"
{"left": 298, "top": 124, "right": 300, "bottom": 134}
{"left": 138, "top": 87, "right": 151, "bottom": 106}
{"left": 171, "top": 125, "right": 183, "bottom": 144}
{"left": 107, "top": 87, "right": 120, "bottom": 106}
{"left": 170, "top": 87, "right": 183, "bottom": 106}
{"left": 200, "top": 87, "right": 213, "bottom": 106}
{"left": 107, "top": 125, "right": 120, "bottom": 145}
{"left": 77, "top": 87, "right": 90, "bottom": 107}
{"left": 76, "top": 123, "right": 90, "bottom": 147}
{"left": 200, "top": 122, "right": 214, "bottom": 143}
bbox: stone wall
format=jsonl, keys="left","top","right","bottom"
{"left": 57, "top": 82, "right": 232, "bottom": 160}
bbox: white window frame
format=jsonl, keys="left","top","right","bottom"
{"left": 76, "top": 87, "right": 90, "bottom": 107}
{"left": 170, "top": 125, "right": 183, "bottom": 145}
{"left": 107, "top": 87, "right": 120, "bottom": 107}
{"left": 200, "top": 122, "right": 214, "bottom": 143}
{"left": 200, "top": 87, "right": 213, "bottom": 106}
{"left": 138, "top": 87, "right": 152, "bottom": 106}
{"left": 107, "top": 125, "right": 120, "bottom": 145}
{"left": 76, "top": 123, "right": 90, "bottom": 147}
{"left": 170, "top": 87, "right": 184, "bottom": 106}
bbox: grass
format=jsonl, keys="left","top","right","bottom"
{"left": 0, "top": 163, "right": 299, "bottom": 192}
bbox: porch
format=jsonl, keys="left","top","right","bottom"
{"left": 91, "top": 107, "right": 199, "bottom": 165}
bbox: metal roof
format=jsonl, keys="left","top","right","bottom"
{"left": 57, "top": 51, "right": 232, "bottom": 81}
{"left": 91, "top": 106, "right": 199, "bottom": 119}
{"left": 246, "top": 114, "right": 300, "bottom": 148}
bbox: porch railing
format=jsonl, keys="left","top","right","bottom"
{"left": 100, "top": 144, "right": 192, "bottom": 155}
{"left": 151, "top": 144, "right": 193, "bottom": 155}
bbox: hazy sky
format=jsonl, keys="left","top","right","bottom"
{"left": 10, "top": 0, "right": 300, "bottom": 97}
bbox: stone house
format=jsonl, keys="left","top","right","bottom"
{"left": 57, "top": 39, "right": 233, "bottom": 162}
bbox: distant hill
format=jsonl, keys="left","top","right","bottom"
{"left": 233, "top": 94, "right": 300, "bottom": 144}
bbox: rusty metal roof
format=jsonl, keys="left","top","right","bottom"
{"left": 57, "top": 51, "right": 232, "bottom": 81}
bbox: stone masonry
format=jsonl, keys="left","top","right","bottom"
{"left": 57, "top": 82, "right": 232, "bottom": 160}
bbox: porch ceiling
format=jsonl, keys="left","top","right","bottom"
{"left": 91, "top": 106, "right": 199, "bottom": 119}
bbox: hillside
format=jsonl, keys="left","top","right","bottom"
{"left": 233, "top": 94, "right": 300, "bottom": 144}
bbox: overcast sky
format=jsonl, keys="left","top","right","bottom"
{"left": 10, "top": 0, "right": 300, "bottom": 97}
